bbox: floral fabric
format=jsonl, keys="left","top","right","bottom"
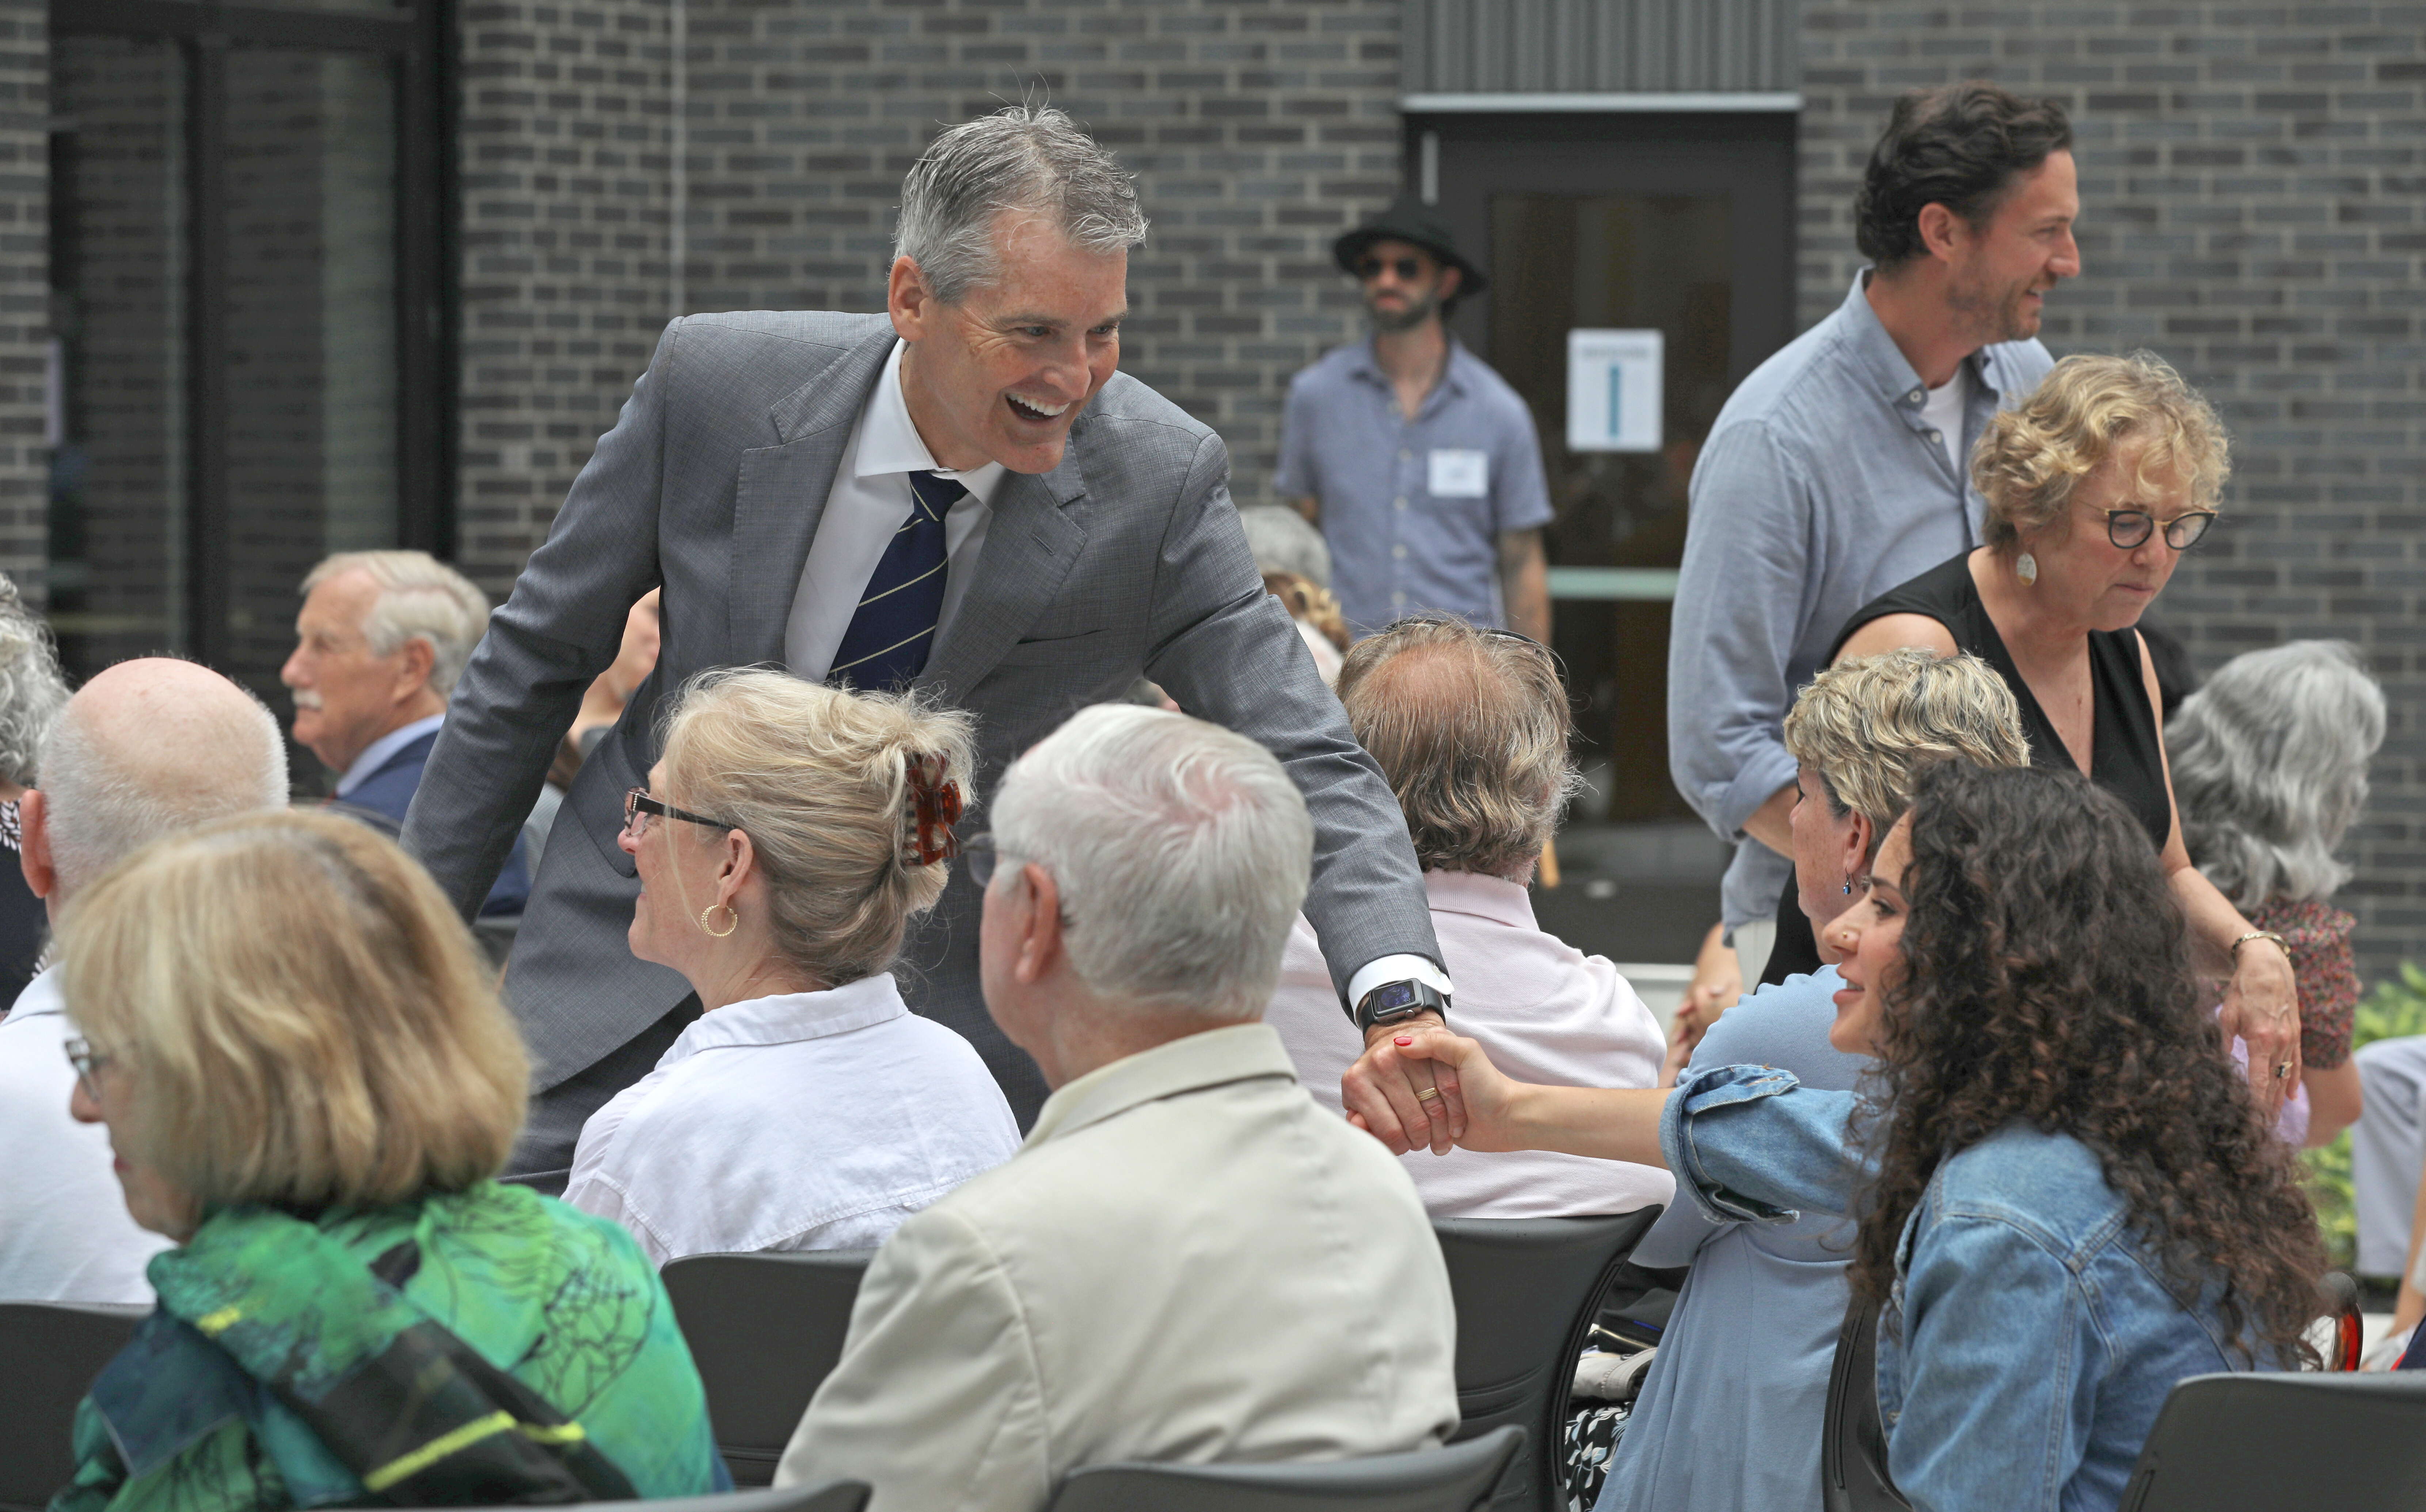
{"left": 2251, "top": 896, "right": 2360, "bottom": 1070}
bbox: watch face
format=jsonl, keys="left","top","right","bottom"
{"left": 1367, "top": 982, "right": 1421, "bottom": 1014}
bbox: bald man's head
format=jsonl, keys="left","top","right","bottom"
{"left": 33, "top": 658, "right": 288, "bottom": 900}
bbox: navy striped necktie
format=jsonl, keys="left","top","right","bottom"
{"left": 829, "top": 471, "right": 963, "bottom": 691}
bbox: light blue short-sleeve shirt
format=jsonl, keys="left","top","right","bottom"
{"left": 1275, "top": 338, "right": 1553, "bottom": 635}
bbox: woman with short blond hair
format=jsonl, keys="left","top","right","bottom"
{"left": 1832, "top": 350, "right": 2304, "bottom": 1115}
{"left": 54, "top": 809, "right": 719, "bottom": 1507}
{"left": 564, "top": 669, "right": 1019, "bottom": 1265}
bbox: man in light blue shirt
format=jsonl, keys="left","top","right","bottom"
{"left": 1668, "top": 82, "right": 2077, "bottom": 981}
{"left": 1278, "top": 195, "right": 1552, "bottom": 639}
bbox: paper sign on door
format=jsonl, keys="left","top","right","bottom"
{"left": 1566, "top": 329, "right": 1664, "bottom": 453}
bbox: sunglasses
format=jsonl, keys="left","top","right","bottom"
{"left": 2104, "top": 508, "right": 2216, "bottom": 551}
{"left": 623, "top": 787, "right": 734, "bottom": 839}
{"left": 1355, "top": 254, "right": 1428, "bottom": 283}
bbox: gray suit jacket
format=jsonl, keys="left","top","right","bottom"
{"left": 402, "top": 312, "right": 1440, "bottom": 1117}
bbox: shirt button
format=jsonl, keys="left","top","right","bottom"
{"left": 1908, "top": 388, "right": 1925, "bottom": 404}
{"left": 1391, "top": 591, "right": 1406, "bottom": 606}
{"left": 1392, "top": 543, "right": 1408, "bottom": 560}
{"left": 1394, "top": 496, "right": 1408, "bottom": 509}
{"left": 1399, "top": 449, "right": 1411, "bottom": 462}
{"left": 1927, "top": 430, "right": 1942, "bottom": 443}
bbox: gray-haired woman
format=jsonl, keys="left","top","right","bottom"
{"left": 0, "top": 575, "right": 66, "bottom": 1003}
{"left": 2168, "top": 639, "right": 2381, "bottom": 1148}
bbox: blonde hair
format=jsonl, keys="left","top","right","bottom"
{"left": 59, "top": 809, "right": 527, "bottom": 1209}
{"left": 1784, "top": 650, "right": 2031, "bottom": 831}
{"left": 302, "top": 550, "right": 491, "bottom": 698}
{"left": 1973, "top": 351, "right": 2231, "bottom": 552}
{"left": 1336, "top": 617, "right": 1578, "bottom": 879}
{"left": 658, "top": 669, "right": 978, "bottom": 986}
{"left": 1263, "top": 571, "right": 1350, "bottom": 653}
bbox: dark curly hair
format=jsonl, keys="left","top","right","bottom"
{"left": 1849, "top": 763, "right": 2325, "bottom": 1367}
{"left": 1855, "top": 83, "right": 2073, "bottom": 268}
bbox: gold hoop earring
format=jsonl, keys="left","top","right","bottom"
{"left": 699, "top": 903, "right": 738, "bottom": 938}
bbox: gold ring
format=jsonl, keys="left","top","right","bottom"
{"left": 1416, "top": 1086, "right": 1441, "bottom": 1102}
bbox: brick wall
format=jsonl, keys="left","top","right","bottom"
{"left": 0, "top": 2, "right": 42, "bottom": 599}
{"left": 1799, "top": 4, "right": 2426, "bottom": 979}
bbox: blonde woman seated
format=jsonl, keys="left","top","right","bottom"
{"left": 565, "top": 670, "right": 1020, "bottom": 1265}
{"left": 55, "top": 811, "right": 719, "bottom": 1505}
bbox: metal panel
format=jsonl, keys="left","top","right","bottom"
{"left": 1405, "top": 0, "right": 1800, "bottom": 96}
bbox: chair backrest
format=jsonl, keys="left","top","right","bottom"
{"left": 1045, "top": 1425, "right": 1526, "bottom": 1512}
{"left": 660, "top": 1249, "right": 875, "bottom": 1487}
{"left": 1820, "top": 1296, "right": 1909, "bottom": 1512}
{"left": 2118, "top": 1371, "right": 2426, "bottom": 1510}
{"left": 0, "top": 1301, "right": 148, "bottom": 1512}
{"left": 1431, "top": 1209, "right": 1660, "bottom": 1512}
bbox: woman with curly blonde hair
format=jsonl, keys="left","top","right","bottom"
{"left": 1830, "top": 351, "right": 2305, "bottom": 1119}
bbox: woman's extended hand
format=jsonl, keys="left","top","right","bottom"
{"left": 1343, "top": 1027, "right": 1524, "bottom": 1157}
{"left": 2220, "top": 937, "right": 2301, "bottom": 1116}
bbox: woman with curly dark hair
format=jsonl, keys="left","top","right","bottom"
{"left": 1351, "top": 762, "right": 2326, "bottom": 1512}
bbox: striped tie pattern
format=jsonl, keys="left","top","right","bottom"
{"left": 829, "top": 470, "right": 963, "bottom": 691}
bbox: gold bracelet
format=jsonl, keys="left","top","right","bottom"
{"left": 2231, "top": 929, "right": 2289, "bottom": 959}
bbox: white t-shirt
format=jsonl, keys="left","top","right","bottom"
{"left": 1262, "top": 870, "right": 1676, "bottom": 1219}
{"left": 1920, "top": 367, "right": 1969, "bottom": 477}
{"left": 565, "top": 973, "right": 1022, "bottom": 1265}
{"left": 0, "top": 968, "right": 172, "bottom": 1303}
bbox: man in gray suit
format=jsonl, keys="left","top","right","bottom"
{"left": 402, "top": 106, "right": 1455, "bottom": 1187}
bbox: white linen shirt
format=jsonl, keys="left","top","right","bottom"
{"left": 564, "top": 973, "right": 1021, "bottom": 1265}
{"left": 0, "top": 968, "right": 172, "bottom": 1303}
{"left": 782, "top": 339, "right": 1009, "bottom": 681}
{"left": 1264, "top": 869, "right": 1676, "bottom": 1219}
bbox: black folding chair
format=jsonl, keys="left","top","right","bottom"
{"left": 1821, "top": 1296, "right": 1908, "bottom": 1512}
{"left": 661, "top": 1250, "right": 875, "bottom": 1487}
{"left": 1046, "top": 1425, "right": 1526, "bottom": 1512}
{"left": 2118, "top": 1371, "right": 2426, "bottom": 1510}
{"left": 0, "top": 1300, "right": 148, "bottom": 1512}
{"left": 1432, "top": 1210, "right": 1661, "bottom": 1512}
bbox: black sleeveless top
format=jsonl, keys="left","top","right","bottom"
{"left": 1759, "top": 552, "right": 2173, "bottom": 987}
{"left": 1830, "top": 552, "right": 2174, "bottom": 849}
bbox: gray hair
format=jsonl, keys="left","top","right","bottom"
{"left": 895, "top": 105, "right": 1148, "bottom": 304}
{"left": 302, "top": 551, "right": 490, "bottom": 699}
{"left": 41, "top": 677, "right": 289, "bottom": 898}
{"left": 0, "top": 575, "right": 66, "bottom": 786}
{"left": 1336, "top": 618, "right": 1577, "bottom": 879}
{"left": 991, "top": 704, "right": 1313, "bottom": 1022}
{"left": 2169, "top": 640, "right": 2385, "bottom": 909}
{"left": 1237, "top": 505, "right": 1332, "bottom": 589}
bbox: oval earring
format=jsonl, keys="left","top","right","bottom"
{"left": 699, "top": 903, "right": 738, "bottom": 938}
{"left": 2016, "top": 550, "right": 2038, "bottom": 586}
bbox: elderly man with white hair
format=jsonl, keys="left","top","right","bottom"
{"left": 0, "top": 658, "right": 288, "bottom": 1303}
{"left": 282, "top": 548, "right": 529, "bottom": 915}
{"left": 774, "top": 704, "right": 1458, "bottom": 1511}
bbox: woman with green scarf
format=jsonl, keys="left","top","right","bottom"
{"left": 48, "top": 809, "right": 723, "bottom": 1507}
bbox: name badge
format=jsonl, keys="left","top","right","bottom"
{"left": 1428, "top": 448, "right": 1489, "bottom": 499}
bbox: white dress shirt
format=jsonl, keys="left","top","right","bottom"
{"left": 1264, "top": 870, "right": 1676, "bottom": 1219}
{"left": 334, "top": 712, "right": 446, "bottom": 798}
{"left": 564, "top": 973, "right": 1022, "bottom": 1266}
{"left": 0, "top": 968, "right": 172, "bottom": 1303}
{"left": 783, "top": 340, "right": 1009, "bottom": 681}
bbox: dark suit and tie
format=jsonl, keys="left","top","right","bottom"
{"left": 404, "top": 223, "right": 1445, "bottom": 1189}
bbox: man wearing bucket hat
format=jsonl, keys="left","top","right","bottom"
{"left": 1276, "top": 193, "right": 1551, "bottom": 642}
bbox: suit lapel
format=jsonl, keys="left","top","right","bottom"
{"left": 917, "top": 456, "right": 1088, "bottom": 704}
{"left": 727, "top": 328, "right": 897, "bottom": 666}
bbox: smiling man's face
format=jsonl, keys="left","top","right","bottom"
{"left": 891, "top": 210, "right": 1128, "bottom": 475}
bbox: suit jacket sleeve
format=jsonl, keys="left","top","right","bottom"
{"left": 774, "top": 1206, "right": 1050, "bottom": 1512}
{"left": 1142, "top": 430, "right": 1442, "bottom": 1001}
{"left": 400, "top": 321, "right": 681, "bottom": 915}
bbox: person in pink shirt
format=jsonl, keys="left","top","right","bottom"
{"left": 1262, "top": 617, "right": 1673, "bottom": 1218}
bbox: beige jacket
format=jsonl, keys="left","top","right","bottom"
{"left": 775, "top": 1021, "right": 1460, "bottom": 1511}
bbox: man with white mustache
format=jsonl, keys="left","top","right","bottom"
{"left": 401, "top": 106, "right": 1454, "bottom": 1188}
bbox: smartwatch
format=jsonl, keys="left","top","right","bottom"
{"left": 1353, "top": 979, "right": 1449, "bottom": 1034}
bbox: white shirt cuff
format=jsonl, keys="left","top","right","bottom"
{"left": 1345, "top": 954, "right": 1456, "bottom": 1019}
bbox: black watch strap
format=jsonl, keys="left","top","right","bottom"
{"left": 1353, "top": 979, "right": 1449, "bottom": 1033}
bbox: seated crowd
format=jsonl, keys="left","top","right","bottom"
{"left": 0, "top": 522, "right": 2404, "bottom": 1509}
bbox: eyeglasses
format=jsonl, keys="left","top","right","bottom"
{"left": 2105, "top": 508, "right": 2216, "bottom": 551}
{"left": 1355, "top": 254, "right": 1427, "bottom": 283}
{"left": 62, "top": 1035, "right": 112, "bottom": 1098}
{"left": 961, "top": 834, "right": 1004, "bottom": 888}
{"left": 623, "top": 787, "right": 733, "bottom": 840}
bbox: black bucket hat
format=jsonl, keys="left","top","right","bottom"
{"left": 1332, "top": 192, "right": 1489, "bottom": 297}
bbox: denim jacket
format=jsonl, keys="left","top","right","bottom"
{"left": 1662, "top": 1065, "right": 2260, "bottom": 1512}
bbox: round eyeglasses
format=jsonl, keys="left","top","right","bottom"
{"left": 2105, "top": 508, "right": 2216, "bottom": 551}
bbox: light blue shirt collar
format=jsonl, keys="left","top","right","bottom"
{"left": 333, "top": 713, "right": 446, "bottom": 798}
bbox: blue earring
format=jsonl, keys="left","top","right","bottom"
{"left": 1842, "top": 881, "right": 1854, "bottom": 895}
